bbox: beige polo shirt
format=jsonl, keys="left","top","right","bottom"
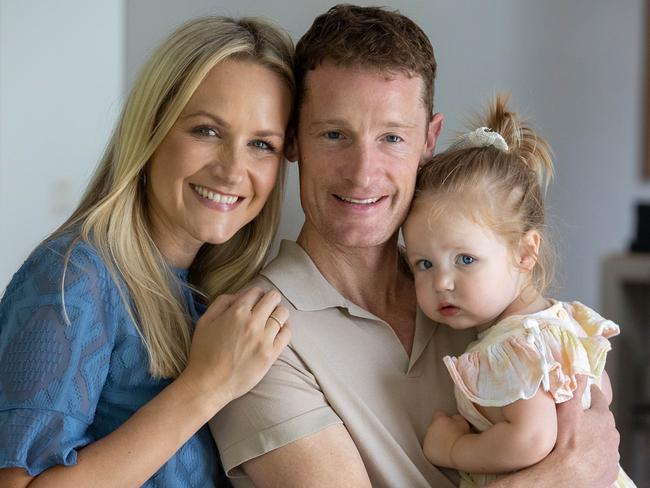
{"left": 210, "top": 240, "right": 474, "bottom": 487}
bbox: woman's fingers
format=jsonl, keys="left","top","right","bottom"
{"left": 250, "top": 289, "right": 281, "bottom": 318}
{"left": 202, "top": 292, "right": 238, "bottom": 319}
{"left": 272, "top": 321, "right": 292, "bottom": 353}
{"left": 231, "top": 287, "right": 267, "bottom": 313}
{"left": 264, "top": 305, "right": 290, "bottom": 336}
{"left": 187, "top": 287, "right": 291, "bottom": 402}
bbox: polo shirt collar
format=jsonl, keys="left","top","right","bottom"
{"left": 263, "top": 240, "right": 440, "bottom": 370}
{"left": 262, "top": 240, "right": 350, "bottom": 311}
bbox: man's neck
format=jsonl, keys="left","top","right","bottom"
{"left": 297, "top": 226, "right": 417, "bottom": 354}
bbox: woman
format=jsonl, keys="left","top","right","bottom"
{"left": 0, "top": 16, "right": 293, "bottom": 486}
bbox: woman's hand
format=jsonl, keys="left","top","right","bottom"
{"left": 423, "top": 410, "right": 471, "bottom": 468}
{"left": 181, "top": 287, "right": 291, "bottom": 408}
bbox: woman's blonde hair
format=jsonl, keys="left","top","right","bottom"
{"left": 49, "top": 16, "right": 295, "bottom": 378}
{"left": 414, "top": 94, "right": 555, "bottom": 294}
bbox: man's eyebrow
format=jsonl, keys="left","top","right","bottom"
{"left": 309, "top": 119, "right": 418, "bottom": 130}
{"left": 308, "top": 119, "right": 349, "bottom": 128}
{"left": 383, "top": 121, "right": 418, "bottom": 129}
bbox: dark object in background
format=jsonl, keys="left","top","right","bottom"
{"left": 630, "top": 203, "right": 650, "bottom": 252}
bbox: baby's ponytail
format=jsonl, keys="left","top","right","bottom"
{"left": 479, "top": 93, "right": 554, "bottom": 191}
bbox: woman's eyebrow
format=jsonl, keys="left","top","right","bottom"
{"left": 182, "top": 111, "right": 284, "bottom": 138}
{"left": 181, "top": 110, "right": 229, "bottom": 128}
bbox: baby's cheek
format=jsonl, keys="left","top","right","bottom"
{"left": 414, "top": 282, "right": 435, "bottom": 317}
{"left": 471, "top": 282, "right": 501, "bottom": 313}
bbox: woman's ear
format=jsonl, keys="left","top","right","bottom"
{"left": 518, "top": 230, "right": 541, "bottom": 271}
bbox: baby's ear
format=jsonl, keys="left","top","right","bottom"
{"left": 518, "top": 230, "right": 541, "bottom": 271}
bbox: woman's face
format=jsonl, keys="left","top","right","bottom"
{"left": 147, "top": 59, "right": 292, "bottom": 268}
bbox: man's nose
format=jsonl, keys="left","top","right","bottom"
{"left": 342, "top": 140, "right": 377, "bottom": 187}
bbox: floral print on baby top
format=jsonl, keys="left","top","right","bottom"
{"left": 442, "top": 300, "right": 635, "bottom": 488}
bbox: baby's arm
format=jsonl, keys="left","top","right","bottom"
{"left": 486, "top": 378, "right": 620, "bottom": 487}
{"left": 423, "top": 388, "right": 557, "bottom": 473}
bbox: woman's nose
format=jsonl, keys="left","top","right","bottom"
{"left": 210, "top": 143, "right": 245, "bottom": 185}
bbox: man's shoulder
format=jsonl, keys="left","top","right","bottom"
{"left": 247, "top": 273, "right": 277, "bottom": 292}
{"left": 260, "top": 240, "right": 314, "bottom": 281}
{"left": 254, "top": 240, "right": 344, "bottom": 313}
{"left": 246, "top": 240, "right": 308, "bottom": 294}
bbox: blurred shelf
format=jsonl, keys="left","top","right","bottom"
{"left": 601, "top": 253, "right": 650, "bottom": 486}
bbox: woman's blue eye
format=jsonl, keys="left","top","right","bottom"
{"left": 325, "top": 131, "right": 342, "bottom": 140}
{"left": 385, "top": 134, "right": 403, "bottom": 143}
{"left": 456, "top": 255, "right": 475, "bottom": 266}
{"left": 250, "top": 140, "right": 276, "bottom": 152}
{"left": 194, "top": 126, "right": 218, "bottom": 137}
{"left": 416, "top": 259, "right": 433, "bottom": 270}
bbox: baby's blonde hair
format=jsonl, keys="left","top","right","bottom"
{"left": 414, "top": 94, "right": 555, "bottom": 293}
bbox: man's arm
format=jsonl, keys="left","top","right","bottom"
{"left": 243, "top": 424, "right": 371, "bottom": 488}
{"left": 209, "top": 313, "right": 372, "bottom": 487}
{"left": 488, "top": 377, "right": 620, "bottom": 488}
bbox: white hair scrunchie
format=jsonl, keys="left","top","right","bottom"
{"left": 447, "top": 127, "right": 509, "bottom": 152}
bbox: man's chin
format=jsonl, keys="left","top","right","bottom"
{"left": 327, "top": 227, "right": 397, "bottom": 249}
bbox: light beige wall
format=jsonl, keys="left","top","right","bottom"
{"left": 0, "top": 0, "right": 124, "bottom": 289}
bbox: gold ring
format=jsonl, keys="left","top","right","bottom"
{"left": 268, "top": 314, "right": 284, "bottom": 328}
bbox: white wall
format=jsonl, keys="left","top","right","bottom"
{"left": 510, "top": 2, "right": 646, "bottom": 307}
{"left": 2, "top": 1, "right": 646, "bottom": 311}
{"left": 0, "top": 0, "right": 124, "bottom": 290}
{"left": 125, "top": 0, "right": 647, "bottom": 309}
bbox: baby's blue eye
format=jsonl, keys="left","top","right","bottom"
{"left": 456, "top": 255, "right": 475, "bottom": 266}
{"left": 416, "top": 259, "right": 433, "bottom": 270}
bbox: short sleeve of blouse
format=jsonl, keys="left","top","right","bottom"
{"left": 443, "top": 301, "right": 619, "bottom": 408}
{"left": 0, "top": 237, "right": 118, "bottom": 475}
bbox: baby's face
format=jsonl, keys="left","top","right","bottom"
{"left": 403, "top": 197, "right": 525, "bottom": 331}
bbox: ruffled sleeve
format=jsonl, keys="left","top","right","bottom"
{"left": 0, "top": 237, "right": 118, "bottom": 476}
{"left": 443, "top": 301, "right": 619, "bottom": 408}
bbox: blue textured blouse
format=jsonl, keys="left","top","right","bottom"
{"left": 0, "top": 235, "right": 228, "bottom": 486}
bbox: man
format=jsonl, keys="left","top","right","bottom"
{"left": 211, "top": 5, "right": 620, "bottom": 487}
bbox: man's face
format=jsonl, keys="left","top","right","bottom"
{"left": 294, "top": 63, "right": 441, "bottom": 249}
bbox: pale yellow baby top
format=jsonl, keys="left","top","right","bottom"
{"left": 443, "top": 300, "right": 635, "bottom": 488}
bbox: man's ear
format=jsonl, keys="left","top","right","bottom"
{"left": 285, "top": 136, "right": 298, "bottom": 162}
{"left": 421, "top": 112, "right": 444, "bottom": 166}
{"left": 518, "top": 230, "right": 541, "bottom": 271}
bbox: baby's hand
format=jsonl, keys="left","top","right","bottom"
{"left": 423, "top": 411, "right": 470, "bottom": 468}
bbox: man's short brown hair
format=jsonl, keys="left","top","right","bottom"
{"left": 295, "top": 4, "right": 437, "bottom": 119}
